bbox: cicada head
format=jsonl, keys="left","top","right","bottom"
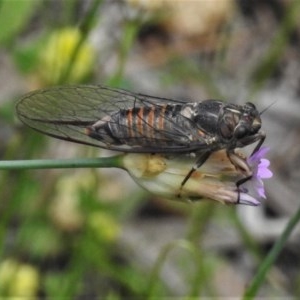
{"left": 219, "top": 102, "right": 262, "bottom": 146}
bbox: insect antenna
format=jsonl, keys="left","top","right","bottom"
{"left": 259, "top": 100, "right": 277, "bottom": 115}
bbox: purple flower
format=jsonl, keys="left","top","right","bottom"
{"left": 239, "top": 147, "right": 273, "bottom": 206}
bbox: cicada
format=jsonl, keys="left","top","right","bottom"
{"left": 16, "top": 85, "right": 265, "bottom": 191}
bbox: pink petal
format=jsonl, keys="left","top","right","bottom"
{"left": 239, "top": 192, "right": 261, "bottom": 206}
{"left": 260, "top": 168, "right": 273, "bottom": 179}
{"left": 259, "top": 158, "right": 270, "bottom": 168}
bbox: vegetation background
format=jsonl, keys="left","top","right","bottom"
{"left": 0, "top": 0, "right": 300, "bottom": 298}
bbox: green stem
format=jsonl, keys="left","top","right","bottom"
{"left": 0, "top": 156, "right": 125, "bottom": 170}
{"left": 58, "top": 0, "right": 103, "bottom": 84}
{"left": 243, "top": 204, "right": 300, "bottom": 299}
{"left": 250, "top": 0, "right": 300, "bottom": 95}
{"left": 108, "top": 19, "right": 139, "bottom": 86}
{"left": 146, "top": 239, "right": 197, "bottom": 299}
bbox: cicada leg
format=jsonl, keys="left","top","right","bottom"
{"left": 250, "top": 131, "right": 266, "bottom": 156}
{"left": 177, "top": 151, "right": 211, "bottom": 198}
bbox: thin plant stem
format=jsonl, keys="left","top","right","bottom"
{"left": 0, "top": 156, "right": 125, "bottom": 170}
{"left": 243, "top": 204, "right": 300, "bottom": 299}
{"left": 250, "top": 0, "right": 300, "bottom": 96}
{"left": 108, "top": 19, "right": 139, "bottom": 87}
{"left": 186, "top": 202, "right": 215, "bottom": 296}
{"left": 146, "top": 239, "right": 198, "bottom": 299}
{"left": 58, "top": 0, "right": 103, "bottom": 84}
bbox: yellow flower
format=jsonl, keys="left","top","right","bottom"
{"left": 9, "top": 264, "right": 39, "bottom": 297}
{"left": 0, "top": 259, "right": 39, "bottom": 297}
{"left": 38, "top": 27, "right": 95, "bottom": 85}
{"left": 0, "top": 259, "right": 18, "bottom": 291}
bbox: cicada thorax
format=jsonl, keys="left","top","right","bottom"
{"left": 86, "top": 103, "right": 205, "bottom": 148}
{"left": 217, "top": 105, "right": 242, "bottom": 141}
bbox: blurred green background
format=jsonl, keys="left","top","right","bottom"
{"left": 1, "top": 0, "right": 300, "bottom": 298}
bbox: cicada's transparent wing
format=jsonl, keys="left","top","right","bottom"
{"left": 17, "top": 85, "right": 117, "bottom": 148}
{"left": 16, "top": 85, "right": 210, "bottom": 152}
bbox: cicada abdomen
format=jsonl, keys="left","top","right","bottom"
{"left": 85, "top": 103, "right": 211, "bottom": 149}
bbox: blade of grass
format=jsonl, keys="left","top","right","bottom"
{"left": 146, "top": 239, "right": 198, "bottom": 299}
{"left": 58, "top": 0, "right": 103, "bottom": 84}
{"left": 249, "top": 0, "right": 300, "bottom": 95}
{"left": 108, "top": 19, "right": 140, "bottom": 87}
{"left": 243, "top": 204, "right": 300, "bottom": 299}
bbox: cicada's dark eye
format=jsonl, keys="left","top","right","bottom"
{"left": 245, "top": 102, "right": 259, "bottom": 118}
{"left": 245, "top": 102, "right": 256, "bottom": 109}
{"left": 234, "top": 125, "right": 248, "bottom": 139}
